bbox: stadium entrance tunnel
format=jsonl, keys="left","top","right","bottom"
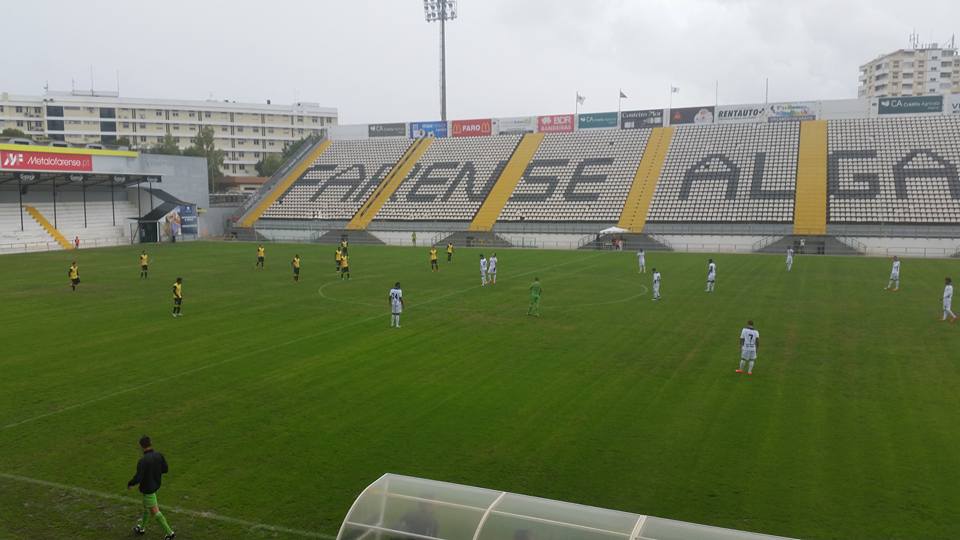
{"left": 337, "top": 474, "right": 794, "bottom": 540}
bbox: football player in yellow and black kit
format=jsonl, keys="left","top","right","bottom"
{"left": 334, "top": 248, "right": 342, "bottom": 273}
{"left": 339, "top": 254, "right": 350, "bottom": 280}
{"left": 446, "top": 242, "right": 454, "bottom": 262}
{"left": 430, "top": 248, "right": 439, "bottom": 272}
{"left": 139, "top": 251, "right": 149, "bottom": 279}
{"left": 68, "top": 261, "right": 80, "bottom": 291}
{"left": 172, "top": 277, "right": 183, "bottom": 317}
{"left": 292, "top": 254, "right": 301, "bottom": 282}
{"left": 255, "top": 244, "right": 265, "bottom": 269}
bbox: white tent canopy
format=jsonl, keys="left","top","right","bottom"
{"left": 337, "top": 474, "right": 794, "bottom": 540}
{"left": 599, "top": 226, "right": 629, "bottom": 235}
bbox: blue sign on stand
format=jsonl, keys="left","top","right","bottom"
{"left": 410, "top": 121, "right": 448, "bottom": 138}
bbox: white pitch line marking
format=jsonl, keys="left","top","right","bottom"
{"left": 0, "top": 472, "right": 333, "bottom": 538}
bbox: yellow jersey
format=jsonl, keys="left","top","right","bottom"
{"left": 139, "top": 254, "right": 149, "bottom": 266}
{"left": 340, "top": 256, "right": 349, "bottom": 268}
{"left": 68, "top": 265, "right": 79, "bottom": 279}
{"left": 292, "top": 256, "right": 301, "bottom": 269}
{"left": 335, "top": 250, "right": 342, "bottom": 262}
{"left": 446, "top": 244, "right": 453, "bottom": 254}
{"left": 430, "top": 249, "right": 438, "bottom": 261}
{"left": 173, "top": 282, "right": 182, "bottom": 299}
{"left": 257, "top": 247, "right": 265, "bottom": 257}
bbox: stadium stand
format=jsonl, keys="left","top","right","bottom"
{"left": 261, "top": 138, "right": 412, "bottom": 221}
{"left": 374, "top": 135, "right": 520, "bottom": 222}
{"left": 497, "top": 130, "right": 651, "bottom": 223}
{"left": 827, "top": 115, "right": 960, "bottom": 224}
{"left": 469, "top": 133, "right": 544, "bottom": 232}
{"left": 646, "top": 123, "right": 799, "bottom": 223}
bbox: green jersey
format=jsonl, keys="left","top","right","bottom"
{"left": 529, "top": 281, "right": 542, "bottom": 298}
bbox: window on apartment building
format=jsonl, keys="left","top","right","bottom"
{"left": 297, "top": 116, "right": 304, "bottom": 123}
{"left": 268, "top": 141, "right": 275, "bottom": 146}
{"left": 237, "top": 127, "right": 244, "bottom": 132}
{"left": 312, "top": 117, "right": 318, "bottom": 123}
{"left": 140, "top": 136, "right": 147, "bottom": 142}
{"left": 140, "top": 123, "right": 146, "bottom": 128}
{"left": 156, "top": 110, "right": 163, "bottom": 116}
{"left": 15, "top": 106, "right": 23, "bottom": 113}
{"left": 205, "top": 111, "right": 211, "bottom": 118}
{"left": 173, "top": 124, "right": 181, "bottom": 131}
{"left": 100, "top": 108, "right": 116, "bottom": 118}
{"left": 123, "top": 122, "right": 130, "bottom": 128}
{"left": 47, "top": 105, "right": 64, "bottom": 117}
{"left": 34, "top": 107, "right": 41, "bottom": 114}
{"left": 16, "top": 120, "right": 23, "bottom": 127}
{"left": 221, "top": 127, "right": 228, "bottom": 132}
{"left": 47, "top": 120, "right": 64, "bottom": 131}
{"left": 238, "top": 139, "right": 245, "bottom": 144}
{"left": 268, "top": 128, "right": 274, "bottom": 133}
{"left": 172, "top": 111, "right": 179, "bottom": 117}
{"left": 100, "top": 121, "right": 117, "bottom": 132}
{"left": 188, "top": 111, "right": 195, "bottom": 117}
{"left": 232, "top": 165, "right": 237, "bottom": 173}
{"left": 49, "top": 134, "right": 65, "bottom": 141}
{"left": 240, "top": 152, "right": 245, "bottom": 158}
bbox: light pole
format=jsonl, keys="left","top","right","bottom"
{"left": 423, "top": 0, "right": 457, "bottom": 121}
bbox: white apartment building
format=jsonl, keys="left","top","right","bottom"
{"left": 859, "top": 43, "right": 960, "bottom": 98}
{"left": 0, "top": 90, "right": 338, "bottom": 176}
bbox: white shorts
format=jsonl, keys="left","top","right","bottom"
{"left": 890, "top": 273, "right": 899, "bottom": 280}
{"left": 392, "top": 306, "right": 402, "bottom": 315}
{"left": 707, "top": 276, "right": 716, "bottom": 283}
{"left": 489, "top": 270, "right": 497, "bottom": 276}
{"left": 741, "top": 349, "right": 757, "bottom": 360}
{"left": 945, "top": 300, "right": 953, "bottom": 311}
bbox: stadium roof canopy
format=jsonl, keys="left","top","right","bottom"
{"left": 337, "top": 474, "right": 794, "bottom": 540}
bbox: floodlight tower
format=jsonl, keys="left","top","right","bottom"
{"left": 423, "top": 0, "right": 457, "bottom": 121}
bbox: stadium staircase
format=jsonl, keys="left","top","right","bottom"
{"left": 617, "top": 127, "right": 673, "bottom": 232}
{"left": 580, "top": 233, "right": 672, "bottom": 251}
{"left": 468, "top": 133, "right": 545, "bottom": 232}
{"left": 346, "top": 138, "right": 434, "bottom": 230}
{"left": 438, "top": 231, "right": 512, "bottom": 248}
{"left": 236, "top": 137, "right": 332, "bottom": 228}
{"left": 23, "top": 205, "right": 73, "bottom": 250}
{"left": 758, "top": 235, "right": 862, "bottom": 256}
{"left": 315, "top": 229, "right": 385, "bottom": 245}
{"left": 793, "top": 120, "right": 828, "bottom": 235}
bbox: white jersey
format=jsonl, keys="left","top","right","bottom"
{"left": 652, "top": 272, "right": 661, "bottom": 286}
{"left": 707, "top": 262, "right": 717, "bottom": 280}
{"left": 389, "top": 287, "right": 403, "bottom": 313}
{"left": 480, "top": 258, "right": 488, "bottom": 273}
{"left": 945, "top": 284, "right": 954, "bottom": 302}
{"left": 891, "top": 260, "right": 900, "bottom": 277}
{"left": 488, "top": 256, "right": 497, "bottom": 273}
{"left": 740, "top": 327, "right": 759, "bottom": 352}
{"left": 786, "top": 248, "right": 794, "bottom": 261}
{"left": 637, "top": 251, "right": 645, "bottom": 263}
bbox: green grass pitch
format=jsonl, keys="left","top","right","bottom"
{"left": 1, "top": 241, "right": 958, "bottom": 539}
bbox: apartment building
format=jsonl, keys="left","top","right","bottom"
{"left": 0, "top": 90, "right": 338, "bottom": 176}
{"left": 859, "top": 43, "right": 960, "bottom": 98}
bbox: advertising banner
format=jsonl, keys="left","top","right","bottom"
{"left": 950, "top": 94, "right": 960, "bottom": 114}
{"left": 368, "top": 123, "right": 407, "bottom": 137}
{"left": 577, "top": 112, "right": 619, "bottom": 129}
{"left": 493, "top": 116, "right": 537, "bottom": 135}
{"left": 767, "top": 102, "right": 818, "bottom": 122}
{"left": 537, "top": 114, "right": 575, "bottom": 133}
{"left": 620, "top": 109, "right": 663, "bottom": 129}
{"left": 716, "top": 104, "right": 766, "bottom": 124}
{"left": 451, "top": 118, "right": 492, "bottom": 137}
{"left": 410, "top": 121, "right": 448, "bottom": 138}
{"left": 668, "top": 106, "right": 715, "bottom": 125}
{"left": 877, "top": 95, "right": 944, "bottom": 115}
{"left": 178, "top": 204, "right": 198, "bottom": 235}
{"left": 0, "top": 150, "right": 93, "bottom": 172}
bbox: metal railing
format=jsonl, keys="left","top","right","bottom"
{"left": 0, "top": 235, "right": 132, "bottom": 254}
{"left": 236, "top": 134, "right": 325, "bottom": 217}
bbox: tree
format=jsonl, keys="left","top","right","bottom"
{"left": 115, "top": 136, "right": 132, "bottom": 148}
{"left": 186, "top": 127, "right": 225, "bottom": 192}
{"left": 1, "top": 128, "right": 31, "bottom": 140}
{"left": 281, "top": 136, "right": 313, "bottom": 161}
{"left": 146, "top": 133, "right": 182, "bottom": 156}
{"left": 255, "top": 153, "right": 284, "bottom": 177}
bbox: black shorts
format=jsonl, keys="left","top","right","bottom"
{"left": 340, "top": 266, "right": 349, "bottom": 273}
{"left": 431, "top": 260, "right": 438, "bottom": 266}
{"left": 71, "top": 278, "right": 80, "bottom": 285}
{"left": 293, "top": 267, "right": 300, "bottom": 275}
{"left": 141, "top": 265, "right": 148, "bottom": 271}
{"left": 257, "top": 256, "right": 264, "bottom": 263}
{"left": 174, "top": 297, "right": 182, "bottom": 305}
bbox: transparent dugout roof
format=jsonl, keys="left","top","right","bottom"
{"left": 337, "top": 474, "right": 794, "bottom": 540}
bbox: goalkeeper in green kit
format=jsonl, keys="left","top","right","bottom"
{"left": 128, "top": 435, "right": 175, "bottom": 539}
{"left": 527, "top": 277, "right": 542, "bottom": 317}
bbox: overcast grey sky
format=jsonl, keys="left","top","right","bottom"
{"left": 7, "top": 0, "right": 958, "bottom": 123}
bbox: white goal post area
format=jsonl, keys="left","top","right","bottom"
{"left": 337, "top": 474, "right": 794, "bottom": 540}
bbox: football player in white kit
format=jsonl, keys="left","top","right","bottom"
{"left": 488, "top": 253, "right": 498, "bottom": 285}
{"left": 943, "top": 277, "right": 957, "bottom": 322}
{"left": 885, "top": 256, "right": 901, "bottom": 291}
{"left": 637, "top": 249, "right": 646, "bottom": 273}
{"left": 479, "top": 254, "right": 488, "bottom": 287}
{"left": 705, "top": 259, "right": 717, "bottom": 292}
{"left": 389, "top": 282, "right": 404, "bottom": 328}
{"left": 736, "top": 320, "right": 760, "bottom": 375}
{"left": 786, "top": 247, "right": 794, "bottom": 272}
{"left": 652, "top": 268, "right": 662, "bottom": 300}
